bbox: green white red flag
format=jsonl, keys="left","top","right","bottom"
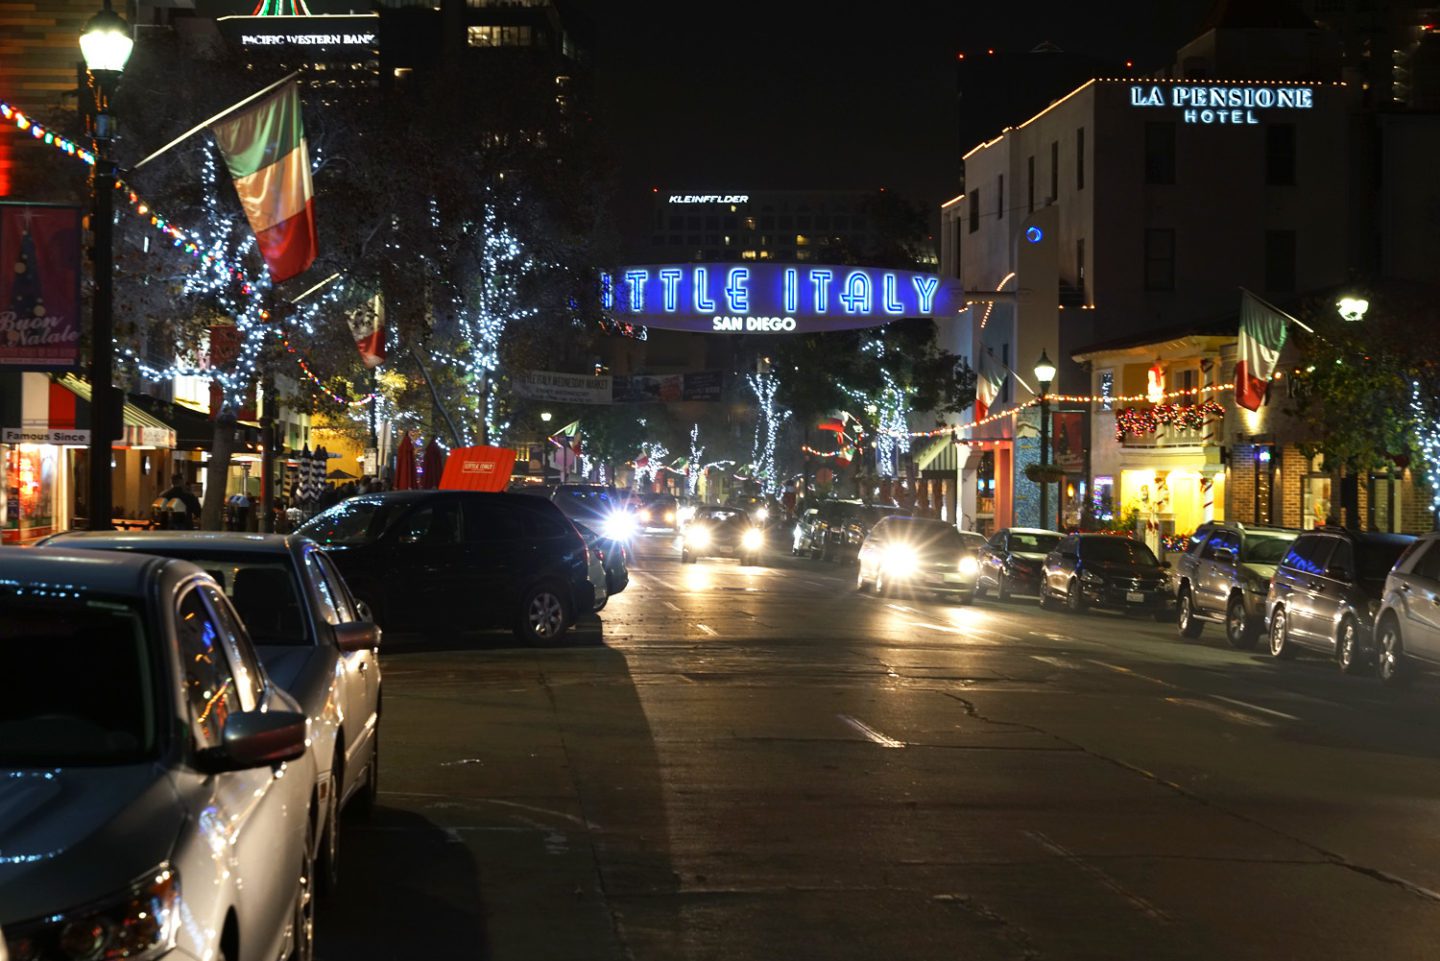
{"left": 1235, "top": 290, "right": 1291, "bottom": 411}
{"left": 210, "top": 80, "right": 316, "bottom": 283}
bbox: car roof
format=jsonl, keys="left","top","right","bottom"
{"left": 1198, "top": 521, "right": 1296, "bottom": 535}
{"left": 1005, "top": 527, "right": 1062, "bottom": 536}
{"left": 1309, "top": 528, "right": 1415, "bottom": 546}
{"left": 42, "top": 530, "right": 312, "bottom": 561}
{"left": 4, "top": 546, "right": 189, "bottom": 598}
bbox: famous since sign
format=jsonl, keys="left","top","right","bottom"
{"left": 602, "top": 263, "right": 959, "bottom": 334}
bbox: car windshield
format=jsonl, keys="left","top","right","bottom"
{"left": 0, "top": 597, "right": 157, "bottom": 765}
{"left": 555, "top": 488, "right": 618, "bottom": 516}
{"left": 301, "top": 498, "right": 392, "bottom": 545}
{"left": 698, "top": 508, "right": 744, "bottom": 524}
{"left": 1082, "top": 537, "right": 1160, "bottom": 566}
{"left": 158, "top": 552, "right": 309, "bottom": 646}
{"left": 1010, "top": 532, "right": 1061, "bottom": 554}
{"left": 1244, "top": 533, "right": 1296, "bottom": 564}
{"left": 890, "top": 520, "right": 975, "bottom": 552}
{"left": 1358, "top": 540, "right": 1412, "bottom": 580}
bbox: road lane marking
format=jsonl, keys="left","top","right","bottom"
{"left": 1030, "top": 655, "right": 1077, "bottom": 669}
{"left": 695, "top": 623, "right": 719, "bottom": 636}
{"left": 837, "top": 714, "right": 906, "bottom": 748}
{"left": 1166, "top": 696, "right": 1273, "bottom": 728}
{"left": 1025, "top": 831, "right": 1172, "bottom": 923}
{"left": 1084, "top": 659, "right": 1177, "bottom": 689}
{"left": 886, "top": 603, "right": 919, "bottom": 614}
{"left": 1209, "top": 695, "right": 1300, "bottom": 721}
{"left": 662, "top": 600, "right": 681, "bottom": 612}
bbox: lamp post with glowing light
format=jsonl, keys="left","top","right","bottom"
{"left": 1034, "top": 350, "right": 1057, "bottom": 530}
{"left": 80, "top": 0, "right": 132, "bottom": 530}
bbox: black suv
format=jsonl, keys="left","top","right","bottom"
{"left": 1265, "top": 527, "right": 1415, "bottom": 672}
{"left": 300, "top": 491, "right": 593, "bottom": 644}
{"left": 1040, "top": 533, "right": 1172, "bottom": 618}
{"left": 1172, "top": 521, "right": 1298, "bottom": 648}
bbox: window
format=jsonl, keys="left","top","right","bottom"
{"left": 997, "top": 174, "right": 1004, "bottom": 219}
{"left": 1077, "top": 237, "right": 1086, "bottom": 292}
{"left": 1144, "top": 122, "right": 1176, "bottom": 185}
{"left": 1266, "top": 124, "right": 1296, "bottom": 186}
{"left": 466, "top": 24, "right": 532, "bottom": 46}
{"left": 463, "top": 500, "right": 525, "bottom": 541}
{"left": 1280, "top": 536, "right": 1335, "bottom": 576}
{"left": 1027, "top": 155, "right": 1035, "bottom": 213}
{"left": 1050, "top": 141, "right": 1058, "bottom": 200}
{"left": 176, "top": 588, "right": 242, "bottom": 751}
{"left": 305, "top": 550, "right": 348, "bottom": 626}
{"left": 968, "top": 190, "right": 980, "bottom": 233}
{"left": 303, "top": 498, "right": 389, "bottom": 546}
{"left": 1144, "top": 228, "right": 1175, "bottom": 290}
{"left": 396, "top": 501, "right": 462, "bottom": 546}
{"left": 200, "top": 585, "right": 262, "bottom": 709}
{"left": 1412, "top": 543, "right": 1440, "bottom": 582}
{"left": 1099, "top": 370, "right": 1114, "bottom": 409}
{"left": 1265, "top": 230, "right": 1297, "bottom": 293}
{"left": 316, "top": 553, "right": 359, "bottom": 622}
{"left": 1202, "top": 530, "right": 1240, "bottom": 559}
{"left": 1076, "top": 127, "right": 1085, "bottom": 189}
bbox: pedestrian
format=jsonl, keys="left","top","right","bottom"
{"left": 316, "top": 483, "right": 341, "bottom": 512}
{"left": 158, "top": 473, "right": 202, "bottom": 530}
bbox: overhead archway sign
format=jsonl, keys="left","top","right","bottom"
{"left": 602, "top": 263, "right": 960, "bottom": 334}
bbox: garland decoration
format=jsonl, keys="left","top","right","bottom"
{"left": 1114, "top": 401, "right": 1225, "bottom": 441}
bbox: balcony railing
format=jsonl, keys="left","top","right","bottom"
{"left": 1120, "top": 423, "right": 1210, "bottom": 448}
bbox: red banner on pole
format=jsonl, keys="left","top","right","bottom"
{"left": 438, "top": 446, "right": 516, "bottom": 492}
{"left": 0, "top": 203, "right": 82, "bottom": 369}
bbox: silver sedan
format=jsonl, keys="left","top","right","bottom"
{"left": 40, "top": 531, "right": 383, "bottom": 895}
{"left": 0, "top": 548, "right": 317, "bottom": 961}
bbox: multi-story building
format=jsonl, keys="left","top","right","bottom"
{"left": 939, "top": 4, "right": 1359, "bottom": 537}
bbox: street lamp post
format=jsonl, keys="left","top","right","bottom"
{"left": 1034, "top": 350, "right": 1057, "bottom": 531}
{"left": 80, "top": 0, "right": 132, "bottom": 531}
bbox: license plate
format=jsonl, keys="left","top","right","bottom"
{"left": 1126, "top": 591, "right": 1145, "bottom": 603}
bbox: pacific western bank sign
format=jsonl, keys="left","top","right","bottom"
{"left": 602, "top": 264, "right": 960, "bottom": 334}
{"left": 1130, "top": 83, "right": 1314, "bottom": 125}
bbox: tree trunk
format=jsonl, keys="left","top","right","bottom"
{"left": 201, "top": 413, "right": 236, "bottom": 531}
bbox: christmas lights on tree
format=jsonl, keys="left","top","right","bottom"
{"left": 1412, "top": 381, "right": 1440, "bottom": 516}
{"left": 688, "top": 422, "right": 703, "bottom": 497}
{"left": 747, "top": 370, "right": 787, "bottom": 494}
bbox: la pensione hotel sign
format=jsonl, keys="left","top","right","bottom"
{"left": 1130, "top": 83, "right": 1314, "bottom": 125}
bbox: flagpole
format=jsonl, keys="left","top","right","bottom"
{"left": 132, "top": 70, "right": 302, "bottom": 170}
{"left": 1240, "top": 287, "right": 1316, "bottom": 334}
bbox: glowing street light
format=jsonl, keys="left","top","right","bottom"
{"left": 1336, "top": 296, "right": 1369, "bottom": 322}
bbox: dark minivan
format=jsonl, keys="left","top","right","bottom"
{"left": 1040, "top": 533, "right": 1173, "bottom": 618}
{"left": 300, "top": 491, "right": 593, "bottom": 644}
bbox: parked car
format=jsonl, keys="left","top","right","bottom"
{"left": 681, "top": 506, "right": 766, "bottom": 565}
{"left": 572, "top": 520, "right": 630, "bottom": 608}
{"left": 0, "top": 549, "right": 317, "bottom": 961}
{"left": 300, "top": 491, "right": 593, "bottom": 644}
{"left": 811, "top": 500, "right": 905, "bottom": 563}
{"left": 41, "top": 530, "right": 383, "bottom": 892}
{"left": 976, "top": 527, "right": 1063, "bottom": 601}
{"left": 1374, "top": 532, "right": 1440, "bottom": 685}
{"left": 726, "top": 493, "right": 780, "bottom": 526}
{"left": 1040, "top": 533, "right": 1173, "bottom": 618}
{"left": 1171, "top": 521, "right": 1298, "bottom": 648}
{"left": 856, "top": 517, "right": 987, "bottom": 602}
{"left": 791, "top": 507, "right": 822, "bottom": 555}
{"left": 1266, "top": 527, "right": 1416, "bottom": 672}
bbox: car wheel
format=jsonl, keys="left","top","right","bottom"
{"left": 515, "top": 584, "right": 570, "bottom": 644}
{"left": 997, "top": 574, "right": 1012, "bottom": 602}
{"left": 681, "top": 549, "right": 694, "bottom": 564}
{"left": 593, "top": 595, "right": 608, "bottom": 612}
{"left": 289, "top": 810, "right": 316, "bottom": 961}
{"left": 1377, "top": 616, "right": 1412, "bottom": 687}
{"left": 317, "top": 769, "right": 340, "bottom": 896}
{"left": 1039, "top": 582, "right": 1058, "bottom": 610}
{"left": 955, "top": 592, "right": 974, "bottom": 606}
{"left": 1269, "top": 607, "right": 1295, "bottom": 659}
{"left": 974, "top": 579, "right": 988, "bottom": 600}
{"left": 1177, "top": 589, "right": 1204, "bottom": 639}
{"left": 1337, "top": 616, "right": 1366, "bottom": 675}
{"left": 1225, "top": 595, "right": 1258, "bottom": 650}
{"left": 1066, "top": 578, "right": 1088, "bottom": 613}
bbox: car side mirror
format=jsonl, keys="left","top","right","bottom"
{"left": 198, "top": 709, "right": 307, "bottom": 773}
{"left": 335, "top": 620, "right": 382, "bottom": 652}
{"left": 1325, "top": 565, "right": 1352, "bottom": 582}
{"left": 1212, "top": 547, "right": 1236, "bottom": 565}
{"left": 1161, "top": 560, "right": 1172, "bottom": 570}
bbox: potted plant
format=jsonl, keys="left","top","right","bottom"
{"left": 1024, "top": 463, "right": 1066, "bottom": 485}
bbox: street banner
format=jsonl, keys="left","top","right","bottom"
{"left": 210, "top": 79, "right": 317, "bottom": 282}
{"left": 1236, "top": 289, "right": 1292, "bottom": 411}
{"left": 681, "top": 370, "right": 724, "bottom": 401}
{"left": 613, "top": 374, "right": 682, "bottom": 403}
{"left": 0, "top": 204, "right": 82, "bottom": 369}
{"left": 514, "top": 370, "right": 612, "bottom": 405}
{"left": 347, "top": 294, "right": 386, "bottom": 368}
{"left": 439, "top": 445, "right": 516, "bottom": 492}
{"left": 1051, "top": 411, "right": 1085, "bottom": 472}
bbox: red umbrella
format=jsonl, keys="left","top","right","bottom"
{"left": 420, "top": 438, "right": 445, "bottom": 490}
{"left": 394, "top": 433, "right": 417, "bottom": 490}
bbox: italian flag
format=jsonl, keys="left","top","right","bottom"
{"left": 211, "top": 80, "right": 317, "bottom": 283}
{"left": 1235, "top": 290, "right": 1291, "bottom": 411}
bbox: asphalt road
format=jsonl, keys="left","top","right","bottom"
{"left": 318, "top": 533, "right": 1440, "bottom": 960}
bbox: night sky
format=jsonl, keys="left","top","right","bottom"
{"left": 585, "top": 1, "right": 1216, "bottom": 242}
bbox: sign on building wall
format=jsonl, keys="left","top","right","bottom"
{"left": 603, "top": 263, "right": 958, "bottom": 334}
{"left": 0, "top": 204, "right": 82, "bottom": 370}
{"left": 1129, "top": 83, "right": 1315, "bottom": 125}
{"left": 514, "top": 370, "right": 613, "bottom": 405}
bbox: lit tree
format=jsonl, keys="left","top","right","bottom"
{"left": 747, "top": 370, "right": 788, "bottom": 494}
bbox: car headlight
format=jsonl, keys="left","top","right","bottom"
{"left": 602, "top": 512, "right": 638, "bottom": 541}
{"left": 883, "top": 545, "right": 919, "bottom": 578}
{"left": 754, "top": 506, "right": 770, "bottom": 522}
{"left": 742, "top": 528, "right": 764, "bottom": 551}
{"left": 664, "top": 511, "right": 676, "bottom": 523}
{"left": 958, "top": 555, "right": 980, "bottom": 577}
{"left": 4, "top": 865, "right": 179, "bottom": 961}
{"left": 1080, "top": 570, "right": 1104, "bottom": 585}
{"left": 686, "top": 526, "right": 711, "bottom": 548}
{"left": 637, "top": 508, "right": 652, "bottom": 522}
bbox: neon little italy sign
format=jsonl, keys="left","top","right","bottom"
{"left": 1130, "top": 84, "right": 1314, "bottom": 125}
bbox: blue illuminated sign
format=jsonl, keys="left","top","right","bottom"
{"left": 1025, "top": 226, "right": 1044, "bottom": 244}
{"left": 1129, "top": 83, "right": 1314, "bottom": 125}
{"left": 601, "top": 263, "right": 959, "bottom": 334}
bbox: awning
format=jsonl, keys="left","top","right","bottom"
{"left": 0, "top": 372, "right": 176, "bottom": 448}
{"left": 127, "top": 393, "right": 261, "bottom": 451}
{"left": 914, "top": 434, "right": 959, "bottom": 477}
